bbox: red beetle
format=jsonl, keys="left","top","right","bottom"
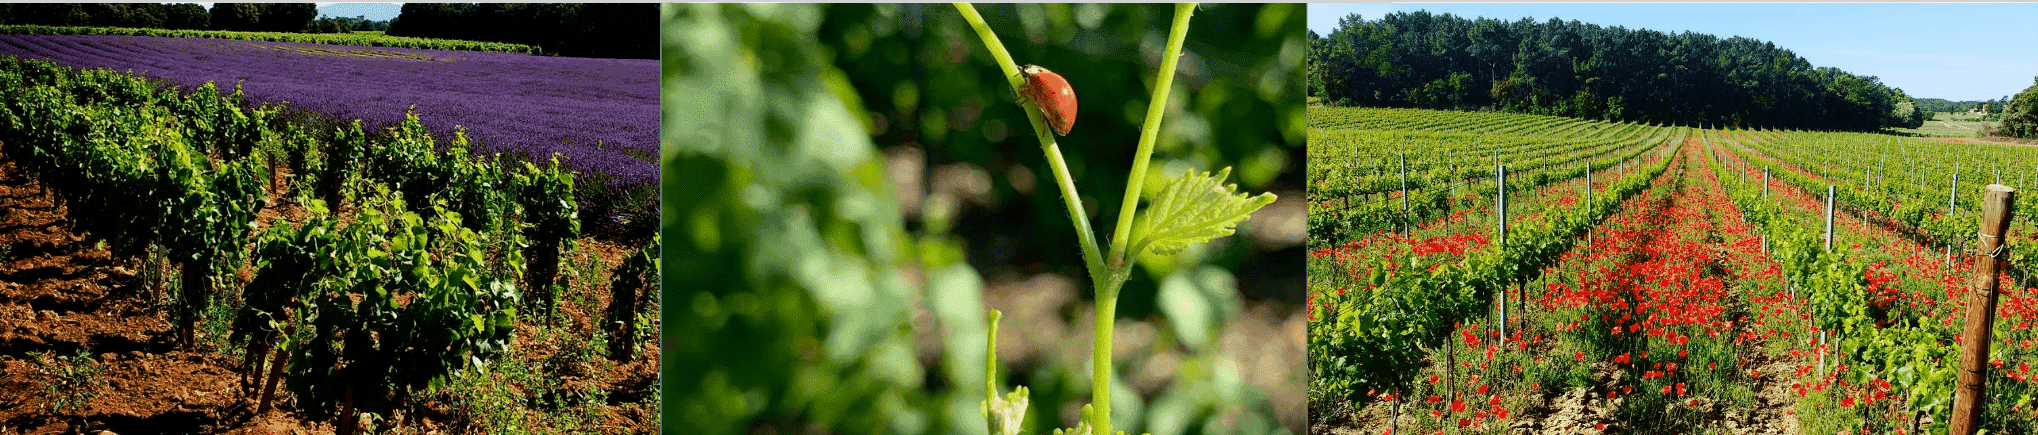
{"left": 1018, "top": 64, "right": 1077, "bottom": 136}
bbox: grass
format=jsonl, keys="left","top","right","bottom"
{"left": 1890, "top": 112, "right": 1999, "bottom": 138}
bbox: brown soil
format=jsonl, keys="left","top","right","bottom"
{"left": 0, "top": 151, "right": 658, "bottom": 434}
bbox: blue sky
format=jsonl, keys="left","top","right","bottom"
{"left": 1309, "top": 3, "right": 2038, "bottom": 102}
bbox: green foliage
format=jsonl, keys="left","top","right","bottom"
{"left": 665, "top": 4, "right": 1293, "bottom": 435}
{"left": 284, "top": 186, "right": 522, "bottom": 421}
{"left": 2001, "top": 76, "right": 2038, "bottom": 139}
{"left": 1309, "top": 138, "right": 1677, "bottom": 405}
{"left": 1133, "top": 168, "right": 1278, "bottom": 257}
{"left": 606, "top": 234, "right": 659, "bottom": 361}
{"left": 0, "top": 55, "right": 590, "bottom": 428}
{"left": 1304, "top": 106, "right": 1679, "bottom": 246}
{"left": 820, "top": 4, "right": 1303, "bottom": 274}
{"left": 1696, "top": 132, "right": 1958, "bottom": 435}
{"left": 1311, "top": 11, "right": 1922, "bottom": 131}
{"left": 0, "top": 57, "right": 266, "bottom": 343}
{"left": 662, "top": 4, "right": 934, "bottom": 434}
{"left": 387, "top": 3, "right": 656, "bottom": 59}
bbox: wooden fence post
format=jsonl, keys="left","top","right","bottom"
{"left": 1951, "top": 184, "right": 2018, "bottom": 435}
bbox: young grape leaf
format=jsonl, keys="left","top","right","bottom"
{"left": 1129, "top": 167, "right": 1277, "bottom": 258}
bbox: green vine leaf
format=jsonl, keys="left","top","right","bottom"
{"left": 1129, "top": 167, "right": 1276, "bottom": 258}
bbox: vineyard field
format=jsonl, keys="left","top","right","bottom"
{"left": 0, "top": 50, "right": 657, "bottom": 433}
{"left": 0, "top": 32, "right": 658, "bottom": 235}
{"left": 1309, "top": 107, "right": 2038, "bottom": 435}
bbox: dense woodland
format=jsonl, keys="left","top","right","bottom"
{"left": 388, "top": 3, "right": 656, "bottom": 59}
{"left": 0, "top": 3, "right": 658, "bottom": 59}
{"left": 1309, "top": 11, "right": 1929, "bottom": 132}
{"left": 0, "top": 4, "right": 382, "bottom": 34}
{"left": 2004, "top": 77, "right": 2038, "bottom": 138}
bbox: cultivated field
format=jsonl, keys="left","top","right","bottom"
{"left": 0, "top": 31, "right": 657, "bottom": 434}
{"left": 1309, "top": 106, "right": 2038, "bottom": 435}
{"left": 0, "top": 32, "right": 658, "bottom": 234}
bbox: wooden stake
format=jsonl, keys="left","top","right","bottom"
{"left": 1952, "top": 184, "right": 2018, "bottom": 435}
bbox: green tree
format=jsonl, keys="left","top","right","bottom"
{"left": 210, "top": 3, "right": 263, "bottom": 31}
{"left": 259, "top": 3, "right": 316, "bottom": 32}
{"left": 2002, "top": 76, "right": 2038, "bottom": 138}
{"left": 165, "top": 3, "right": 209, "bottom": 29}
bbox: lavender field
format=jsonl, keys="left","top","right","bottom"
{"left": 0, "top": 33, "right": 656, "bottom": 229}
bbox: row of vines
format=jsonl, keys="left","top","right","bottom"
{"left": 1308, "top": 106, "right": 1685, "bottom": 420}
{"left": 0, "top": 55, "right": 655, "bottom": 431}
{"left": 1700, "top": 125, "right": 2038, "bottom": 435}
{"left": 1306, "top": 106, "right": 1678, "bottom": 244}
{"left": 1310, "top": 105, "right": 2038, "bottom": 435}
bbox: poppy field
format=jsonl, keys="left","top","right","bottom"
{"left": 1309, "top": 106, "right": 2038, "bottom": 435}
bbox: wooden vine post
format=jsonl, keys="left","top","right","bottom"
{"left": 1951, "top": 184, "right": 2017, "bottom": 435}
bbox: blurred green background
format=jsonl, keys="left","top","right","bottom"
{"left": 663, "top": 3, "right": 1305, "bottom": 435}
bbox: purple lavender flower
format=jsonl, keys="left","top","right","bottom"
{"left": 0, "top": 34, "right": 656, "bottom": 233}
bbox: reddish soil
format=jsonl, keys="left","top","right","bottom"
{"left": 1923, "top": 136, "right": 2038, "bottom": 147}
{"left": 0, "top": 152, "right": 658, "bottom": 434}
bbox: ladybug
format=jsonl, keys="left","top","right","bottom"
{"left": 1018, "top": 64, "right": 1077, "bottom": 136}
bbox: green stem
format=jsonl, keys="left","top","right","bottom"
{"left": 957, "top": 5, "right": 1199, "bottom": 435}
{"left": 986, "top": 309, "right": 1001, "bottom": 405}
{"left": 1107, "top": 3, "right": 1196, "bottom": 269}
{"left": 1091, "top": 279, "right": 1121, "bottom": 435}
{"left": 1093, "top": 7, "right": 1191, "bottom": 432}
{"left": 954, "top": 3, "right": 1106, "bottom": 278}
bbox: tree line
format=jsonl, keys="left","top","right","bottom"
{"left": 2001, "top": 78, "right": 2038, "bottom": 139}
{"left": 387, "top": 3, "right": 655, "bottom": 59}
{"left": 1309, "top": 11, "right": 1928, "bottom": 132}
{"left": 0, "top": 3, "right": 661, "bottom": 60}
{"left": 0, "top": 4, "right": 383, "bottom": 34}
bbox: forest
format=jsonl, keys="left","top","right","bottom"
{"left": 387, "top": 3, "right": 656, "bottom": 59}
{"left": 1308, "top": 11, "right": 1929, "bottom": 132}
{"left": 0, "top": 3, "right": 656, "bottom": 59}
{"left": 0, "top": 4, "right": 380, "bottom": 34}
